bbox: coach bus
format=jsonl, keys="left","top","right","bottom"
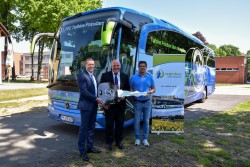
{"left": 31, "top": 7, "right": 215, "bottom": 129}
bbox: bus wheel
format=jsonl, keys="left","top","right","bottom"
{"left": 198, "top": 87, "right": 207, "bottom": 103}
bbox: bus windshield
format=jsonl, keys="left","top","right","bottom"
{"left": 53, "top": 11, "right": 120, "bottom": 85}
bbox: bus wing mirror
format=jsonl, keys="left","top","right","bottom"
{"left": 101, "top": 18, "right": 133, "bottom": 46}
{"left": 101, "top": 21, "right": 116, "bottom": 46}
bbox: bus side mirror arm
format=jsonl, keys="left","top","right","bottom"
{"left": 30, "top": 33, "right": 56, "bottom": 55}
{"left": 107, "top": 18, "right": 133, "bottom": 29}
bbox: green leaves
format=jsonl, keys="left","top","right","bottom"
{"left": 206, "top": 44, "right": 242, "bottom": 57}
{"left": 1, "top": 0, "right": 102, "bottom": 42}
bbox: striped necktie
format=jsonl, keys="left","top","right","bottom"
{"left": 114, "top": 73, "right": 119, "bottom": 89}
{"left": 90, "top": 74, "right": 97, "bottom": 96}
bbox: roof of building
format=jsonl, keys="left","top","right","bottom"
{"left": 0, "top": 22, "right": 10, "bottom": 37}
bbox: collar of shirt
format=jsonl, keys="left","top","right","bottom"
{"left": 137, "top": 73, "right": 147, "bottom": 77}
{"left": 87, "top": 71, "right": 94, "bottom": 76}
{"left": 112, "top": 72, "right": 120, "bottom": 77}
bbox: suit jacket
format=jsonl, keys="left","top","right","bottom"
{"left": 100, "top": 71, "right": 130, "bottom": 108}
{"left": 77, "top": 70, "right": 97, "bottom": 111}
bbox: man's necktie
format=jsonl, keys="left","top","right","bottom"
{"left": 90, "top": 74, "right": 97, "bottom": 96}
{"left": 114, "top": 74, "right": 119, "bottom": 89}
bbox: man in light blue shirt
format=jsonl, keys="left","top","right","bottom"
{"left": 130, "top": 61, "right": 155, "bottom": 146}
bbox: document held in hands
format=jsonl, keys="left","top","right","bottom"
{"left": 117, "top": 90, "right": 147, "bottom": 97}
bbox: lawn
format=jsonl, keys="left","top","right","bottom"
{"left": 0, "top": 88, "right": 48, "bottom": 102}
{"left": 67, "top": 101, "right": 250, "bottom": 167}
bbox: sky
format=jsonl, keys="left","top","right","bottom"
{"left": 1, "top": 0, "right": 249, "bottom": 53}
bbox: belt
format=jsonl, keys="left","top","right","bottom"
{"left": 134, "top": 99, "right": 150, "bottom": 103}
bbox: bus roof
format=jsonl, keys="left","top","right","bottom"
{"left": 63, "top": 7, "right": 204, "bottom": 46}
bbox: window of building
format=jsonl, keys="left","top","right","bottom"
{"left": 216, "top": 68, "right": 239, "bottom": 71}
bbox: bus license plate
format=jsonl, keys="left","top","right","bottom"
{"left": 61, "top": 115, "right": 74, "bottom": 123}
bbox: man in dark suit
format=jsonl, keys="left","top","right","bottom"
{"left": 77, "top": 58, "right": 103, "bottom": 161}
{"left": 100, "top": 59, "right": 130, "bottom": 150}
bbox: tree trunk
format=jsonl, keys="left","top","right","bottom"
{"left": 12, "top": 62, "right": 16, "bottom": 80}
{"left": 30, "top": 52, "right": 35, "bottom": 80}
{"left": 37, "top": 40, "right": 44, "bottom": 81}
{"left": 4, "top": 37, "right": 8, "bottom": 80}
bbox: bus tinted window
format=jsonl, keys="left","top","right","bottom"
{"left": 206, "top": 53, "right": 215, "bottom": 68}
{"left": 146, "top": 30, "right": 192, "bottom": 55}
{"left": 146, "top": 30, "right": 204, "bottom": 58}
{"left": 123, "top": 12, "right": 153, "bottom": 31}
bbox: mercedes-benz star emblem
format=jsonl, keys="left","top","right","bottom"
{"left": 65, "top": 103, "right": 70, "bottom": 109}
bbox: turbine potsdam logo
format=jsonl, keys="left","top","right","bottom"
{"left": 156, "top": 69, "right": 164, "bottom": 78}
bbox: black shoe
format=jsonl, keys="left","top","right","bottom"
{"left": 106, "top": 144, "right": 112, "bottom": 151}
{"left": 116, "top": 143, "right": 124, "bottom": 149}
{"left": 80, "top": 153, "right": 89, "bottom": 161}
{"left": 86, "top": 147, "right": 101, "bottom": 154}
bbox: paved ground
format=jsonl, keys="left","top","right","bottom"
{"left": 185, "top": 84, "right": 250, "bottom": 120}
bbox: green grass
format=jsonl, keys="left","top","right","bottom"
{"left": 0, "top": 88, "right": 48, "bottom": 102}
{"left": 0, "top": 102, "right": 20, "bottom": 108}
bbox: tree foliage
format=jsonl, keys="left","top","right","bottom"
{"left": 207, "top": 44, "right": 243, "bottom": 57}
{"left": 15, "top": 0, "right": 102, "bottom": 43}
{"left": 206, "top": 44, "right": 226, "bottom": 57}
{"left": 219, "top": 44, "right": 241, "bottom": 56}
{"left": 192, "top": 31, "right": 208, "bottom": 45}
{"left": 207, "top": 43, "right": 242, "bottom": 57}
{"left": 13, "top": 0, "right": 102, "bottom": 80}
{"left": 0, "top": 0, "right": 17, "bottom": 33}
{"left": 193, "top": 31, "right": 242, "bottom": 57}
{"left": 246, "top": 50, "right": 250, "bottom": 56}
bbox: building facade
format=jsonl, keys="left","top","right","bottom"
{"left": 21, "top": 51, "right": 50, "bottom": 79}
{"left": 216, "top": 56, "right": 247, "bottom": 84}
{"left": 1, "top": 51, "right": 50, "bottom": 79}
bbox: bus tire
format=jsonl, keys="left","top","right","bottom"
{"left": 198, "top": 87, "right": 207, "bottom": 103}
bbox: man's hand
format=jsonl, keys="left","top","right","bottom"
{"left": 119, "top": 97, "right": 125, "bottom": 100}
{"left": 96, "top": 98, "right": 103, "bottom": 104}
{"left": 102, "top": 104, "right": 109, "bottom": 110}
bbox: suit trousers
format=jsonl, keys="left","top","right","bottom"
{"left": 105, "top": 102, "right": 125, "bottom": 145}
{"left": 78, "top": 107, "right": 97, "bottom": 154}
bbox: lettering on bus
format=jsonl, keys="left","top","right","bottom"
{"left": 149, "top": 37, "right": 186, "bottom": 54}
{"left": 61, "top": 21, "right": 104, "bottom": 33}
{"left": 156, "top": 70, "right": 182, "bottom": 79}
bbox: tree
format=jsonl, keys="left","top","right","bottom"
{"left": 206, "top": 44, "right": 217, "bottom": 51}
{"left": 247, "top": 50, "right": 250, "bottom": 56}
{"left": 192, "top": 31, "right": 208, "bottom": 45}
{"left": 216, "top": 49, "right": 227, "bottom": 57}
{"left": 206, "top": 44, "right": 226, "bottom": 57}
{"left": 15, "top": 0, "right": 102, "bottom": 80}
{"left": 219, "top": 44, "right": 241, "bottom": 56}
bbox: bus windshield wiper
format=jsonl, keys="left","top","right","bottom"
{"left": 47, "top": 79, "right": 77, "bottom": 88}
{"left": 46, "top": 82, "right": 61, "bottom": 88}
